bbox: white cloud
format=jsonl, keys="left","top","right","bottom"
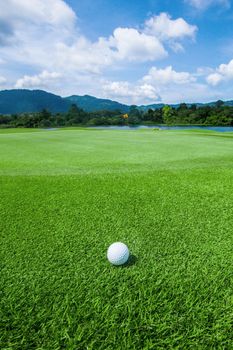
{"left": 0, "top": 0, "right": 76, "bottom": 28}
{"left": 102, "top": 66, "right": 198, "bottom": 104}
{"left": 102, "top": 73, "right": 219, "bottom": 105}
{"left": 0, "top": 1, "right": 200, "bottom": 102}
{"left": 217, "top": 60, "right": 233, "bottom": 76}
{"left": 103, "top": 81, "right": 160, "bottom": 104}
{"left": 0, "top": 2, "right": 197, "bottom": 77}
{"left": 206, "top": 73, "right": 223, "bottom": 86}
{"left": 185, "top": 0, "right": 230, "bottom": 9}
{"left": 145, "top": 13, "right": 197, "bottom": 40}
{"left": 53, "top": 37, "right": 116, "bottom": 74}
{"left": 144, "top": 13, "right": 197, "bottom": 53}
{"left": 52, "top": 27, "right": 167, "bottom": 75}
{"left": 0, "top": 15, "right": 167, "bottom": 76}
{"left": 0, "top": 0, "right": 78, "bottom": 73}
{"left": 138, "top": 66, "right": 208, "bottom": 104}
{"left": 207, "top": 59, "right": 233, "bottom": 85}
{"left": 110, "top": 28, "right": 167, "bottom": 62}
{"left": 143, "top": 66, "right": 196, "bottom": 85}
{"left": 15, "top": 70, "right": 62, "bottom": 89}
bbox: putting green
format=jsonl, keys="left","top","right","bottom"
{"left": 1, "top": 128, "right": 233, "bottom": 349}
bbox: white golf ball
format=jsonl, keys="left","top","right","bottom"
{"left": 107, "top": 242, "right": 129, "bottom": 266}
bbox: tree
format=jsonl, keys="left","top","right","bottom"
{"left": 40, "top": 109, "right": 51, "bottom": 120}
{"left": 215, "top": 100, "right": 224, "bottom": 108}
{"left": 162, "top": 105, "right": 174, "bottom": 125}
{"left": 0, "top": 115, "right": 12, "bottom": 125}
{"left": 66, "top": 104, "right": 87, "bottom": 125}
{"left": 55, "top": 113, "right": 66, "bottom": 126}
{"left": 178, "top": 103, "right": 188, "bottom": 111}
{"left": 143, "top": 109, "right": 163, "bottom": 123}
{"left": 190, "top": 104, "right": 197, "bottom": 111}
{"left": 38, "top": 109, "right": 52, "bottom": 127}
{"left": 128, "top": 105, "right": 142, "bottom": 125}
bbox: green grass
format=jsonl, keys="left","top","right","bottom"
{"left": 1, "top": 128, "right": 233, "bottom": 349}
{"left": 0, "top": 128, "right": 45, "bottom": 134}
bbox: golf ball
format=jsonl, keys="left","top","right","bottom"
{"left": 107, "top": 242, "right": 129, "bottom": 266}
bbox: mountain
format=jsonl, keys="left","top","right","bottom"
{"left": 0, "top": 89, "right": 233, "bottom": 114}
{"left": 65, "top": 95, "right": 129, "bottom": 113}
{"left": 0, "top": 89, "right": 70, "bottom": 114}
{"left": 0, "top": 90, "right": 129, "bottom": 114}
{"left": 138, "top": 100, "right": 233, "bottom": 111}
{"left": 138, "top": 103, "right": 165, "bottom": 111}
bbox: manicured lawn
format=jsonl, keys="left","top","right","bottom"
{"left": 1, "top": 128, "right": 233, "bottom": 349}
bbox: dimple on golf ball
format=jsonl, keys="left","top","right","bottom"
{"left": 107, "top": 242, "right": 129, "bottom": 265}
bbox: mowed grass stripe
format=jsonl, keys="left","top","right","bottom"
{"left": 1, "top": 129, "right": 233, "bottom": 349}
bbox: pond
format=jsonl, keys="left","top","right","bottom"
{"left": 90, "top": 125, "right": 233, "bottom": 132}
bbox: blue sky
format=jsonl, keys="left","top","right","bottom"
{"left": 0, "top": 0, "right": 233, "bottom": 104}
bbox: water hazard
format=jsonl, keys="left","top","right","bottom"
{"left": 90, "top": 125, "right": 233, "bottom": 132}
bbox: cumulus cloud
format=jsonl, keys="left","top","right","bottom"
{"left": 143, "top": 66, "right": 196, "bottom": 85}
{"left": 0, "top": 0, "right": 78, "bottom": 72}
{"left": 206, "top": 59, "right": 233, "bottom": 85}
{"left": 144, "top": 13, "right": 197, "bottom": 52}
{"left": 138, "top": 66, "right": 206, "bottom": 104}
{"left": 206, "top": 73, "right": 223, "bottom": 86}
{"left": 0, "top": 1, "right": 200, "bottom": 102}
{"left": 185, "top": 0, "right": 230, "bottom": 9}
{"left": 36, "top": 27, "right": 167, "bottom": 75}
{"left": 103, "top": 81, "right": 160, "bottom": 104}
{"left": 102, "top": 72, "right": 217, "bottom": 105}
{"left": 53, "top": 37, "right": 116, "bottom": 74}
{"left": 142, "top": 68, "right": 217, "bottom": 103}
{"left": 0, "top": 1, "right": 197, "bottom": 78}
{"left": 15, "top": 70, "right": 62, "bottom": 89}
{"left": 102, "top": 66, "right": 199, "bottom": 104}
{"left": 0, "top": 0, "right": 76, "bottom": 28}
{"left": 139, "top": 66, "right": 224, "bottom": 104}
{"left": 145, "top": 13, "right": 197, "bottom": 40}
{"left": 110, "top": 28, "right": 167, "bottom": 62}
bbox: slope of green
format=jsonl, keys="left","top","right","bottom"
{"left": 1, "top": 129, "right": 233, "bottom": 349}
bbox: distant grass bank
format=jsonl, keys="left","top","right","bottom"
{"left": 1, "top": 129, "right": 233, "bottom": 349}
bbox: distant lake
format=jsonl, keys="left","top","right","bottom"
{"left": 90, "top": 125, "right": 233, "bottom": 132}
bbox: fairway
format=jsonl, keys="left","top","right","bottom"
{"left": 1, "top": 128, "right": 233, "bottom": 349}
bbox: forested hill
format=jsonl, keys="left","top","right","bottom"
{"left": 138, "top": 101, "right": 233, "bottom": 111}
{"left": 1, "top": 89, "right": 233, "bottom": 114}
{"left": 0, "top": 90, "right": 70, "bottom": 114}
{"left": 0, "top": 90, "right": 129, "bottom": 114}
{"left": 65, "top": 95, "right": 129, "bottom": 113}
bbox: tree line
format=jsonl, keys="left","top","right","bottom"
{"left": 0, "top": 100, "right": 232, "bottom": 128}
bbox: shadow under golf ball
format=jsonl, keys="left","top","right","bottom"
{"left": 114, "top": 254, "right": 138, "bottom": 268}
